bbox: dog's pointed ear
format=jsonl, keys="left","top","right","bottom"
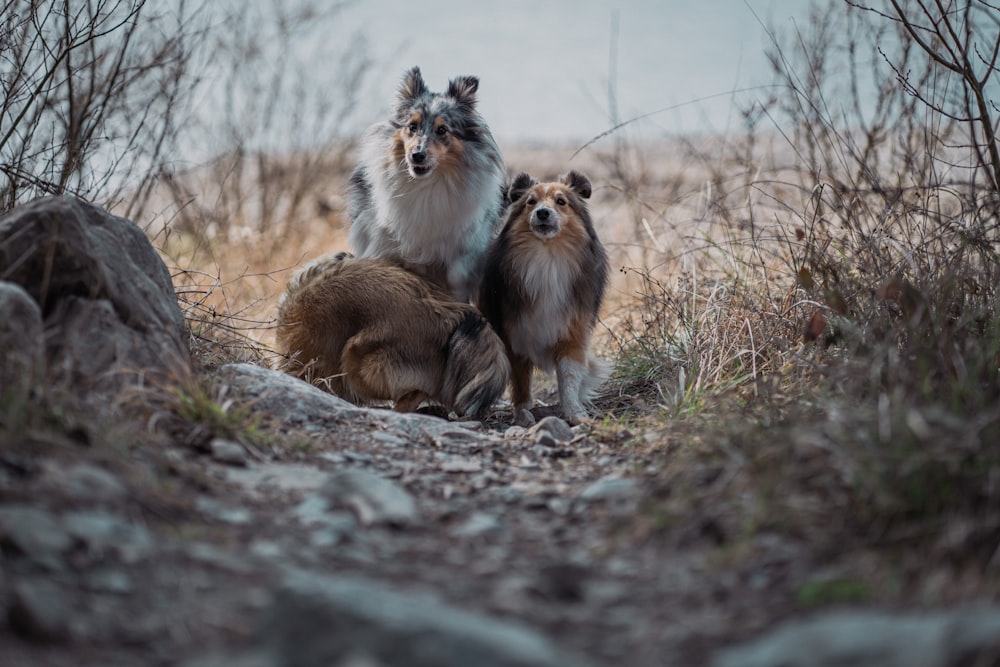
{"left": 447, "top": 75, "right": 480, "bottom": 107}
{"left": 561, "top": 170, "right": 592, "bottom": 199}
{"left": 398, "top": 66, "right": 428, "bottom": 104}
{"left": 507, "top": 172, "right": 536, "bottom": 204}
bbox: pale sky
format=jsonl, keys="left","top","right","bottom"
{"left": 340, "top": 0, "right": 814, "bottom": 142}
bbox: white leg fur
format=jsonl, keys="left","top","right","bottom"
{"left": 557, "top": 355, "right": 610, "bottom": 424}
{"left": 556, "top": 357, "right": 589, "bottom": 424}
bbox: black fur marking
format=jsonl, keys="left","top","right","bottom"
{"left": 451, "top": 309, "right": 487, "bottom": 342}
{"left": 561, "top": 170, "right": 592, "bottom": 199}
{"left": 507, "top": 172, "right": 537, "bottom": 204}
{"left": 447, "top": 75, "right": 480, "bottom": 108}
{"left": 398, "top": 66, "right": 428, "bottom": 103}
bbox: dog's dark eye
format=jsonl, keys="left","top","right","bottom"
{"left": 435, "top": 125, "right": 448, "bottom": 136}
{"left": 526, "top": 197, "right": 536, "bottom": 206}
{"left": 408, "top": 122, "right": 419, "bottom": 133}
{"left": 556, "top": 197, "right": 567, "bottom": 206}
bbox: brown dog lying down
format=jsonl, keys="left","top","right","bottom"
{"left": 275, "top": 253, "right": 510, "bottom": 418}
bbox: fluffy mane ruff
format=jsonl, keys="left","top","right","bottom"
{"left": 362, "top": 131, "right": 503, "bottom": 267}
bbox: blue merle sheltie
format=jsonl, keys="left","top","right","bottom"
{"left": 347, "top": 66, "right": 506, "bottom": 302}
{"left": 478, "top": 171, "right": 610, "bottom": 426}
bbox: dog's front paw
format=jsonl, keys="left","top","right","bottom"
{"left": 514, "top": 407, "right": 536, "bottom": 427}
{"left": 563, "top": 410, "right": 592, "bottom": 426}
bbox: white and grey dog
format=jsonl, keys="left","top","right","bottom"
{"left": 347, "top": 66, "right": 506, "bottom": 302}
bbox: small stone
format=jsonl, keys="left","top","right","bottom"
{"left": 533, "top": 432, "right": 559, "bottom": 448}
{"left": 503, "top": 425, "right": 529, "bottom": 440}
{"left": 577, "top": 477, "right": 641, "bottom": 502}
{"left": 55, "top": 463, "right": 128, "bottom": 503}
{"left": 451, "top": 512, "right": 502, "bottom": 538}
{"left": 62, "top": 510, "right": 154, "bottom": 563}
{"left": 211, "top": 438, "right": 248, "bottom": 466}
{"left": 371, "top": 432, "right": 409, "bottom": 447}
{"left": 322, "top": 468, "right": 418, "bottom": 527}
{"left": 196, "top": 497, "right": 253, "bottom": 525}
{"left": 530, "top": 416, "right": 574, "bottom": 443}
{"left": 440, "top": 457, "right": 482, "bottom": 473}
{"left": 84, "top": 569, "right": 134, "bottom": 594}
{"left": 8, "top": 580, "right": 71, "bottom": 643}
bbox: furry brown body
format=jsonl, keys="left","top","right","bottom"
{"left": 276, "top": 255, "right": 510, "bottom": 417}
{"left": 479, "top": 171, "right": 610, "bottom": 426}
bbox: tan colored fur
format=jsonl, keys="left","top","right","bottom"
{"left": 276, "top": 256, "right": 509, "bottom": 417}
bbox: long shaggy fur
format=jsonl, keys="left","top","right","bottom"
{"left": 276, "top": 255, "right": 510, "bottom": 418}
{"left": 479, "top": 171, "right": 610, "bottom": 425}
{"left": 348, "top": 66, "right": 506, "bottom": 302}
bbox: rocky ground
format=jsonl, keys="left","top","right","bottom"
{"left": 3, "top": 197, "right": 1000, "bottom": 667}
{"left": 0, "top": 361, "right": 818, "bottom": 667}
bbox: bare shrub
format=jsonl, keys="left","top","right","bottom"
{"left": 0, "top": 0, "right": 204, "bottom": 212}
{"left": 142, "top": 0, "right": 370, "bottom": 364}
{"left": 602, "top": 0, "right": 1000, "bottom": 546}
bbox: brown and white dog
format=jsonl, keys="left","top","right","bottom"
{"left": 276, "top": 253, "right": 510, "bottom": 418}
{"left": 478, "top": 171, "right": 610, "bottom": 426}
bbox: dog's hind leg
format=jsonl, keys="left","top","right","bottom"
{"left": 343, "top": 334, "right": 430, "bottom": 412}
{"left": 393, "top": 390, "right": 428, "bottom": 413}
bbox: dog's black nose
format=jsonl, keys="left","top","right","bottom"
{"left": 411, "top": 150, "right": 427, "bottom": 164}
{"left": 535, "top": 208, "right": 550, "bottom": 221}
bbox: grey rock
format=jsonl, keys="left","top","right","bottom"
{"left": 714, "top": 607, "right": 1000, "bottom": 667}
{"left": 186, "top": 542, "right": 255, "bottom": 575}
{"left": 577, "top": 476, "right": 642, "bottom": 503}
{"left": 292, "top": 494, "right": 358, "bottom": 542}
{"left": 83, "top": 569, "right": 134, "bottom": 594}
{"left": 0, "top": 281, "right": 44, "bottom": 398}
{"left": 450, "top": 512, "right": 503, "bottom": 538}
{"left": 8, "top": 579, "right": 71, "bottom": 643}
{"left": 216, "top": 363, "right": 355, "bottom": 426}
{"left": 62, "top": 510, "right": 154, "bottom": 563}
{"left": 196, "top": 497, "right": 254, "bottom": 525}
{"left": 0, "top": 195, "right": 190, "bottom": 391}
{"left": 217, "top": 363, "right": 496, "bottom": 449}
{"left": 504, "top": 425, "right": 529, "bottom": 440}
{"left": 0, "top": 506, "right": 72, "bottom": 568}
{"left": 440, "top": 457, "right": 483, "bottom": 473}
{"left": 225, "top": 462, "right": 330, "bottom": 497}
{"left": 322, "top": 468, "right": 418, "bottom": 527}
{"left": 45, "top": 462, "right": 127, "bottom": 503}
{"left": 210, "top": 438, "right": 249, "bottom": 466}
{"left": 531, "top": 416, "right": 574, "bottom": 443}
{"left": 264, "top": 570, "right": 598, "bottom": 667}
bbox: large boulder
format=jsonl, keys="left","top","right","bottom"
{"left": 0, "top": 196, "right": 189, "bottom": 393}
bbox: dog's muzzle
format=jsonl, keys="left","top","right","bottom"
{"left": 530, "top": 207, "right": 559, "bottom": 237}
{"left": 407, "top": 143, "right": 433, "bottom": 177}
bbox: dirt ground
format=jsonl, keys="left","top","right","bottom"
{"left": 0, "top": 360, "right": 822, "bottom": 667}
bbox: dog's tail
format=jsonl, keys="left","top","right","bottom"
{"left": 581, "top": 355, "right": 612, "bottom": 409}
{"left": 442, "top": 310, "right": 511, "bottom": 418}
